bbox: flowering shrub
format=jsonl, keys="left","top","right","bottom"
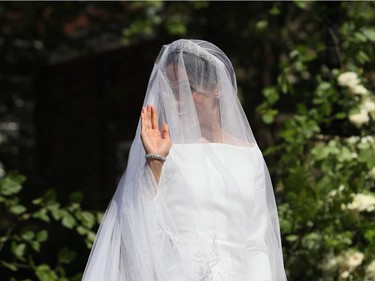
{"left": 258, "top": 2, "right": 375, "bottom": 280}
{"left": 337, "top": 71, "right": 375, "bottom": 128}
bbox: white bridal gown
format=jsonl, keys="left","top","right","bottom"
{"left": 153, "top": 143, "right": 272, "bottom": 281}
{"left": 83, "top": 38, "right": 287, "bottom": 281}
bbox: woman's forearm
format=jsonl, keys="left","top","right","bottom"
{"left": 146, "top": 159, "right": 164, "bottom": 184}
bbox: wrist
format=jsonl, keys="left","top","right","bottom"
{"left": 145, "top": 153, "right": 167, "bottom": 162}
{"left": 146, "top": 158, "right": 165, "bottom": 166}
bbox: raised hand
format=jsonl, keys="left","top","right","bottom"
{"left": 140, "top": 104, "right": 172, "bottom": 159}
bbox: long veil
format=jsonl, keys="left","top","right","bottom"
{"left": 82, "top": 39, "right": 288, "bottom": 281}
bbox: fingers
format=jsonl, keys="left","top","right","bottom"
{"left": 146, "top": 104, "right": 152, "bottom": 130}
{"left": 161, "top": 123, "right": 170, "bottom": 139}
{"left": 141, "top": 104, "right": 159, "bottom": 131}
{"left": 141, "top": 107, "right": 145, "bottom": 132}
{"left": 151, "top": 105, "right": 159, "bottom": 130}
{"left": 141, "top": 106, "right": 150, "bottom": 131}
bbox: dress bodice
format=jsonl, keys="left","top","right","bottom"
{"left": 157, "top": 143, "right": 272, "bottom": 281}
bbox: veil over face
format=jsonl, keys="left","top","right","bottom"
{"left": 82, "top": 39, "right": 288, "bottom": 281}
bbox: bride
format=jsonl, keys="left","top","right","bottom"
{"left": 82, "top": 39, "right": 288, "bottom": 281}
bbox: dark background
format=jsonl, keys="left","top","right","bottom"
{"left": 3, "top": 2, "right": 373, "bottom": 279}
{"left": 1, "top": 2, "right": 303, "bottom": 209}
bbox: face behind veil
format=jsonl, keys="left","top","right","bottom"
{"left": 145, "top": 39, "right": 256, "bottom": 145}
{"left": 82, "top": 39, "right": 288, "bottom": 281}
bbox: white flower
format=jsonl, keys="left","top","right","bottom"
{"left": 341, "top": 270, "right": 350, "bottom": 279}
{"left": 347, "top": 136, "right": 360, "bottom": 144}
{"left": 362, "top": 98, "right": 375, "bottom": 113}
{"left": 349, "top": 109, "right": 370, "bottom": 127}
{"left": 323, "top": 254, "right": 340, "bottom": 272}
{"left": 347, "top": 252, "right": 364, "bottom": 269}
{"left": 327, "top": 257, "right": 339, "bottom": 269}
{"left": 347, "top": 193, "right": 375, "bottom": 212}
{"left": 370, "top": 167, "right": 375, "bottom": 179}
{"left": 351, "top": 152, "right": 358, "bottom": 159}
{"left": 361, "top": 135, "right": 375, "bottom": 144}
{"left": 366, "top": 260, "right": 375, "bottom": 277}
{"left": 338, "top": 72, "right": 360, "bottom": 88}
{"left": 329, "top": 185, "right": 346, "bottom": 197}
{"left": 329, "top": 189, "right": 337, "bottom": 197}
{"left": 350, "top": 84, "right": 368, "bottom": 95}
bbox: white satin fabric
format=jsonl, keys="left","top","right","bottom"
{"left": 157, "top": 143, "right": 272, "bottom": 281}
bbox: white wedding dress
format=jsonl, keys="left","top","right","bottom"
{"left": 82, "top": 39, "right": 287, "bottom": 281}
{"left": 154, "top": 143, "right": 272, "bottom": 281}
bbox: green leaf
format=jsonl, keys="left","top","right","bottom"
{"left": 35, "top": 264, "right": 58, "bottom": 281}
{"left": 302, "top": 232, "right": 322, "bottom": 250}
{"left": 289, "top": 49, "right": 300, "bottom": 59}
{"left": 269, "top": 3, "right": 281, "bottom": 15}
{"left": 96, "top": 212, "right": 104, "bottom": 223}
{"left": 32, "top": 197, "right": 43, "bottom": 205}
{"left": 58, "top": 247, "right": 77, "bottom": 264}
{"left": 11, "top": 242, "right": 26, "bottom": 260}
{"left": 164, "top": 16, "right": 187, "bottom": 35}
{"left": 263, "top": 87, "right": 279, "bottom": 105}
{"left": 362, "top": 27, "right": 375, "bottom": 42}
{"left": 294, "top": 0, "right": 309, "bottom": 9}
{"left": 85, "top": 231, "right": 96, "bottom": 249}
{"left": 337, "top": 146, "right": 352, "bottom": 162}
{"left": 77, "top": 226, "right": 88, "bottom": 235}
{"left": 87, "top": 231, "right": 96, "bottom": 243}
{"left": 10, "top": 204, "right": 27, "bottom": 215}
{"left": 43, "top": 189, "right": 57, "bottom": 202}
{"left": 1, "top": 260, "right": 18, "bottom": 271}
{"left": 286, "top": 234, "right": 298, "bottom": 242}
{"left": 358, "top": 145, "right": 375, "bottom": 167}
{"left": 262, "top": 109, "right": 278, "bottom": 124}
{"left": 36, "top": 230, "right": 48, "bottom": 242}
{"left": 256, "top": 20, "right": 268, "bottom": 30}
{"left": 356, "top": 50, "right": 370, "bottom": 63}
{"left": 81, "top": 211, "right": 95, "bottom": 228}
{"left": 33, "top": 208, "right": 50, "bottom": 222}
{"left": 354, "top": 31, "right": 367, "bottom": 42}
{"left": 364, "top": 229, "right": 375, "bottom": 242}
{"left": 62, "top": 213, "right": 76, "bottom": 229}
{"left": 21, "top": 230, "right": 35, "bottom": 241}
{"left": 0, "top": 172, "right": 26, "bottom": 196}
{"left": 69, "top": 191, "right": 83, "bottom": 203}
{"left": 316, "top": 81, "right": 331, "bottom": 97}
{"left": 47, "top": 203, "right": 62, "bottom": 220}
{"left": 311, "top": 144, "right": 330, "bottom": 161}
{"left": 294, "top": 60, "right": 305, "bottom": 72}
{"left": 30, "top": 241, "right": 41, "bottom": 252}
{"left": 335, "top": 112, "right": 346, "bottom": 119}
{"left": 262, "top": 114, "right": 274, "bottom": 124}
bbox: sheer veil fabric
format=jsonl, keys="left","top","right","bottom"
{"left": 82, "top": 39, "right": 288, "bottom": 281}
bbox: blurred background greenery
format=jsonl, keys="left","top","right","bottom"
{"left": 0, "top": 1, "right": 374, "bottom": 281}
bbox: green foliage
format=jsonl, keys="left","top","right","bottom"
{"left": 0, "top": 171, "right": 102, "bottom": 281}
{"left": 257, "top": 2, "right": 375, "bottom": 280}
{"left": 121, "top": 2, "right": 209, "bottom": 45}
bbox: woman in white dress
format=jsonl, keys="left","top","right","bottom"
{"left": 82, "top": 39, "right": 288, "bottom": 281}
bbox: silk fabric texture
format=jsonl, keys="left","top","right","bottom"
{"left": 82, "top": 39, "right": 288, "bottom": 281}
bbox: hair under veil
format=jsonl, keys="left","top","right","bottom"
{"left": 82, "top": 39, "right": 288, "bottom": 281}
